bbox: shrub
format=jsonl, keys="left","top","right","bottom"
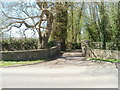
{"left": 1, "top": 38, "right": 38, "bottom": 51}
{"left": 91, "top": 42, "right": 120, "bottom": 50}
{"left": 67, "top": 42, "right": 81, "bottom": 49}
{"left": 48, "top": 40, "right": 57, "bottom": 48}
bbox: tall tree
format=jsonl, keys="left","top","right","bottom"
{"left": 36, "top": 1, "right": 53, "bottom": 48}
{"left": 0, "top": 1, "right": 54, "bottom": 49}
{"left": 99, "top": 2, "right": 109, "bottom": 49}
{"left": 51, "top": 2, "right": 68, "bottom": 50}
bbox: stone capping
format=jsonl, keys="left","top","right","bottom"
{"left": 1, "top": 46, "right": 60, "bottom": 61}
{"left": 1, "top": 46, "right": 57, "bottom": 53}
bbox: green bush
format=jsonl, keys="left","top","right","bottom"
{"left": 48, "top": 40, "right": 56, "bottom": 48}
{"left": 67, "top": 42, "right": 81, "bottom": 49}
{"left": 92, "top": 42, "right": 120, "bottom": 50}
{"left": 1, "top": 38, "right": 38, "bottom": 51}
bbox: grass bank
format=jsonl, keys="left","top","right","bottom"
{"left": 89, "top": 58, "right": 120, "bottom": 63}
{"left": 0, "top": 59, "right": 45, "bottom": 66}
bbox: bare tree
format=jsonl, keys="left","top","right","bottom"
{"left": 0, "top": 1, "right": 54, "bottom": 49}
{"left": 36, "top": 1, "right": 53, "bottom": 48}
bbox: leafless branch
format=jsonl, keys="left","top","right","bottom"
{"left": 2, "top": 10, "right": 39, "bottom": 20}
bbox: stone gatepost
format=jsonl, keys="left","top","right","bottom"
{"left": 81, "top": 40, "right": 90, "bottom": 57}
{"left": 56, "top": 41, "right": 61, "bottom": 52}
{"left": 53, "top": 40, "right": 61, "bottom": 52}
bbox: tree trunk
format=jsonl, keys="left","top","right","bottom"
{"left": 116, "top": 1, "right": 120, "bottom": 50}
{"left": 100, "top": 2, "right": 107, "bottom": 49}
{"left": 36, "top": 2, "right": 53, "bottom": 49}
{"left": 51, "top": 2, "right": 68, "bottom": 51}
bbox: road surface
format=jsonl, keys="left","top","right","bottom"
{"left": 0, "top": 51, "right": 118, "bottom": 88}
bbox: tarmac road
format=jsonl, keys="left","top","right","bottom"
{"left": 0, "top": 51, "right": 118, "bottom": 88}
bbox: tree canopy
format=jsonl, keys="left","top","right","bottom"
{"left": 0, "top": 1, "right": 119, "bottom": 50}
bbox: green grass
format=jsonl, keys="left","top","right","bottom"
{"left": 65, "top": 49, "right": 74, "bottom": 51}
{"left": 89, "top": 58, "right": 120, "bottom": 63}
{"left": 0, "top": 59, "right": 45, "bottom": 66}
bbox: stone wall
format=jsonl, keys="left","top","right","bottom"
{"left": 81, "top": 40, "right": 119, "bottom": 59}
{"left": 89, "top": 49, "right": 120, "bottom": 59}
{"left": 1, "top": 46, "right": 60, "bottom": 61}
{"left": 81, "top": 40, "right": 91, "bottom": 57}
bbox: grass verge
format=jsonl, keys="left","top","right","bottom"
{"left": 0, "top": 59, "right": 45, "bottom": 66}
{"left": 89, "top": 58, "right": 120, "bottom": 63}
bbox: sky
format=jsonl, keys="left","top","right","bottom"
{"left": 7, "top": 25, "right": 39, "bottom": 38}
{"left": 0, "top": 1, "right": 39, "bottom": 38}
{"left": 7, "top": 21, "right": 47, "bottom": 38}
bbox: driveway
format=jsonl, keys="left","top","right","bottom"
{"left": 0, "top": 51, "right": 118, "bottom": 88}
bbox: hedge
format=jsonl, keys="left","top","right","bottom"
{"left": 1, "top": 38, "right": 56, "bottom": 51}
{"left": 1, "top": 38, "right": 38, "bottom": 51}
